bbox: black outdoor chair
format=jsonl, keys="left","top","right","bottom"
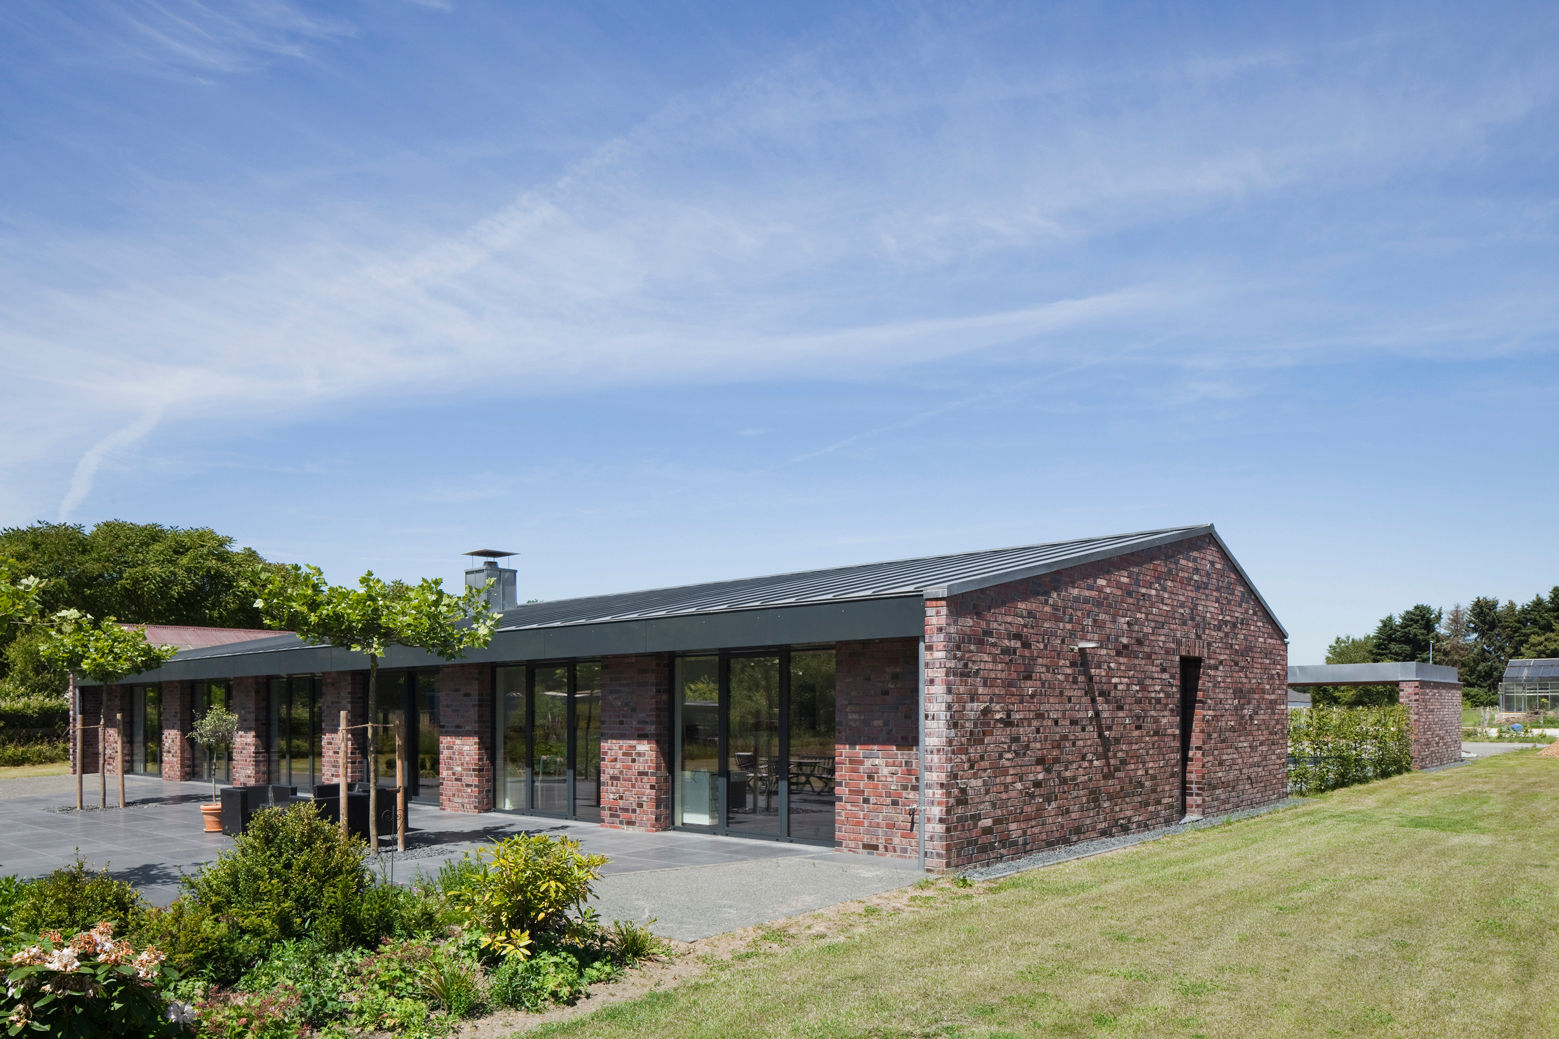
{"left": 219, "top": 784, "right": 299, "bottom": 836}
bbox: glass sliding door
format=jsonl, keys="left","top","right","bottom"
{"left": 532, "top": 666, "right": 570, "bottom": 815}
{"left": 726, "top": 656, "right": 781, "bottom": 838}
{"left": 132, "top": 685, "right": 161, "bottom": 776}
{"left": 787, "top": 651, "right": 836, "bottom": 842}
{"left": 573, "top": 662, "right": 602, "bottom": 823}
{"left": 194, "top": 681, "right": 231, "bottom": 785}
{"left": 412, "top": 671, "right": 440, "bottom": 803}
{"left": 497, "top": 666, "right": 528, "bottom": 811}
{"left": 269, "top": 676, "right": 321, "bottom": 792}
{"left": 672, "top": 648, "right": 837, "bottom": 844}
{"left": 374, "top": 673, "right": 407, "bottom": 796}
{"left": 674, "top": 657, "right": 720, "bottom": 827}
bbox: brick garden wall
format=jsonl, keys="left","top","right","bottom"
{"left": 1398, "top": 680, "right": 1463, "bottom": 770}
{"left": 921, "top": 535, "right": 1288, "bottom": 871}
{"left": 438, "top": 664, "right": 494, "bottom": 813}
{"left": 835, "top": 638, "right": 920, "bottom": 858}
{"left": 599, "top": 654, "right": 672, "bottom": 830}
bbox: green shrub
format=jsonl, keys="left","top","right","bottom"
{"left": 0, "top": 874, "right": 23, "bottom": 937}
{"left": 10, "top": 856, "right": 143, "bottom": 937}
{"left": 0, "top": 741, "right": 68, "bottom": 766}
{"left": 356, "top": 872, "right": 442, "bottom": 940}
{"left": 488, "top": 950, "right": 585, "bottom": 1011}
{"left": 193, "top": 988, "right": 299, "bottom": 1039}
{"left": 180, "top": 801, "right": 370, "bottom": 974}
{"left": 235, "top": 939, "right": 358, "bottom": 1029}
{"left": 130, "top": 897, "right": 243, "bottom": 983}
{"left": 2, "top": 921, "right": 188, "bottom": 1038}
{"left": 443, "top": 833, "right": 608, "bottom": 958}
{"left": 1289, "top": 705, "right": 1413, "bottom": 795}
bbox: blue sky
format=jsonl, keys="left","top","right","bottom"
{"left": 1, "top": 1, "right": 1556, "bottom": 661}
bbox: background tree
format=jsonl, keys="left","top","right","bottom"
{"left": 38, "top": 610, "right": 176, "bottom": 808}
{"left": 1370, "top": 604, "right": 1441, "bottom": 664}
{"left": 1436, "top": 603, "right": 1472, "bottom": 672}
{"left": 0, "top": 521, "right": 282, "bottom": 702}
{"left": 1312, "top": 633, "right": 1395, "bottom": 707}
{"left": 255, "top": 565, "right": 500, "bottom": 849}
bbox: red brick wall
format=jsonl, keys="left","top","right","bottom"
{"left": 161, "top": 681, "right": 195, "bottom": 782}
{"left": 438, "top": 664, "right": 494, "bottom": 813}
{"left": 1398, "top": 680, "right": 1462, "bottom": 769}
{"left": 835, "top": 639, "right": 920, "bottom": 858}
{"left": 321, "top": 671, "right": 366, "bottom": 785}
{"left": 231, "top": 676, "right": 269, "bottom": 786}
{"left": 73, "top": 684, "right": 102, "bottom": 774}
{"left": 600, "top": 654, "right": 672, "bottom": 830}
{"left": 922, "top": 535, "right": 1288, "bottom": 871}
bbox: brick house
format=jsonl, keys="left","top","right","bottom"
{"left": 80, "top": 525, "right": 1288, "bottom": 872}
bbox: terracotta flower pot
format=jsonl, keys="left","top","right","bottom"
{"left": 200, "top": 802, "right": 222, "bottom": 833}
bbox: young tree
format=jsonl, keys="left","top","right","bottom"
{"left": 38, "top": 610, "right": 176, "bottom": 809}
{"left": 254, "top": 565, "right": 500, "bottom": 850}
{"left": 189, "top": 705, "right": 240, "bottom": 804}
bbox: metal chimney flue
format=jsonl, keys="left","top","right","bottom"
{"left": 464, "top": 549, "right": 518, "bottom": 613}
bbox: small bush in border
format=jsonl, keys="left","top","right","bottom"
{"left": 8, "top": 856, "right": 142, "bottom": 939}
{"left": 444, "top": 833, "right": 607, "bottom": 959}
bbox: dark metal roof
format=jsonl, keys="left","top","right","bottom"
{"left": 1504, "top": 658, "right": 1559, "bottom": 681}
{"left": 95, "top": 523, "right": 1282, "bottom": 684}
{"left": 1287, "top": 662, "right": 1460, "bottom": 687}
{"left": 492, "top": 525, "right": 1234, "bottom": 629}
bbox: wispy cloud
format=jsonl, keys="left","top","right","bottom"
{"left": 2, "top": 4, "right": 1556, "bottom": 520}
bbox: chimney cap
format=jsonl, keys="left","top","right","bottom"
{"left": 464, "top": 549, "right": 517, "bottom": 560}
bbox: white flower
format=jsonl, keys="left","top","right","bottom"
{"left": 42, "top": 947, "right": 79, "bottom": 972}
{"left": 165, "top": 1000, "right": 198, "bottom": 1025}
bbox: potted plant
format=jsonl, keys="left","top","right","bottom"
{"left": 188, "top": 705, "right": 238, "bottom": 833}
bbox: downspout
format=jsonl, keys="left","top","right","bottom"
{"left": 917, "top": 634, "right": 926, "bottom": 872}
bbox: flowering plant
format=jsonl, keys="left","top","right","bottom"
{"left": 4, "top": 921, "right": 189, "bottom": 1037}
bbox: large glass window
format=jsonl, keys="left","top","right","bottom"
{"left": 193, "top": 681, "right": 231, "bottom": 785}
{"left": 497, "top": 666, "right": 528, "bottom": 811}
{"left": 414, "top": 671, "right": 440, "bottom": 804}
{"left": 373, "top": 671, "right": 439, "bottom": 803}
{"left": 674, "top": 657, "right": 720, "bottom": 826}
{"left": 574, "top": 662, "right": 602, "bottom": 823}
{"left": 673, "top": 649, "right": 836, "bottom": 844}
{"left": 269, "top": 676, "right": 321, "bottom": 792}
{"left": 494, "top": 661, "right": 604, "bottom": 820}
{"left": 131, "top": 685, "right": 161, "bottom": 776}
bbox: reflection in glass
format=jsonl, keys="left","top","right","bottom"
{"left": 788, "top": 651, "right": 836, "bottom": 842}
{"left": 497, "top": 666, "right": 528, "bottom": 811}
{"left": 674, "top": 657, "right": 719, "bottom": 826}
{"left": 533, "top": 666, "right": 569, "bottom": 814}
{"left": 413, "top": 671, "right": 440, "bottom": 803}
{"left": 133, "top": 685, "right": 161, "bottom": 775}
{"left": 573, "top": 662, "right": 602, "bottom": 823}
{"left": 374, "top": 673, "right": 407, "bottom": 793}
{"left": 195, "top": 681, "right": 231, "bottom": 785}
{"left": 727, "top": 656, "right": 781, "bottom": 837}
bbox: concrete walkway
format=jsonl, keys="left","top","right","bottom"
{"left": 1461, "top": 741, "right": 1542, "bottom": 758}
{"left": 0, "top": 775, "right": 918, "bottom": 941}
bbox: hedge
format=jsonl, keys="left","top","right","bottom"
{"left": 0, "top": 696, "right": 70, "bottom": 765}
{"left": 1288, "top": 704, "right": 1413, "bottom": 795}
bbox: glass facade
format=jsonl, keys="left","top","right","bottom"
{"left": 131, "top": 685, "right": 161, "bottom": 776}
{"left": 268, "top": 676, "right": 322, "bottom": 792}
{"left": 673, "top": 649, "right": 836, "bottom": 843}
{"left": 374, "top": 671, "right": 440, "bottom": 803}
{"left": 193, "top": 680, "right": 231, "bottom": 785}
{"left": 494, "top": 660, "right": 604, "bottom": 820}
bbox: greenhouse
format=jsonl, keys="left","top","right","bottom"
{"left": 1499, "top": 658, "right": 1559, "bottom": 717}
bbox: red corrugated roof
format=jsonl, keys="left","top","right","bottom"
{"left": 120, "top": 624, "right": 289, "bottom": 650}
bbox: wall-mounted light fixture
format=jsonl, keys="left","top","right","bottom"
{"left": 1075, "top": 640, "right": 1101, "bottom": 652}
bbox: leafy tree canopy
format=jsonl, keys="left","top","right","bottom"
{"left": 0, "top": 521, "right": 282, "bottom": 701}
{"left": 37, "top": 609, "right": 177, "bottom": 686}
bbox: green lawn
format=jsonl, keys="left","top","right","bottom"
{"left": 0, "top": 761, "right": 70, "bottom": 779}
{"left": 536, "top": 753, "right": 1559, "bottom": 1039}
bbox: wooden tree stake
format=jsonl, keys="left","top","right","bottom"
{"left": 338, "top": 709, "right": 349, "bottom": 837}
{"left": 395, "top": 719, "right": 407, "bottom": 852}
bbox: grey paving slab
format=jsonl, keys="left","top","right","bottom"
{"left": 0, "top": 774, "right": 922, "bottom": 938}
